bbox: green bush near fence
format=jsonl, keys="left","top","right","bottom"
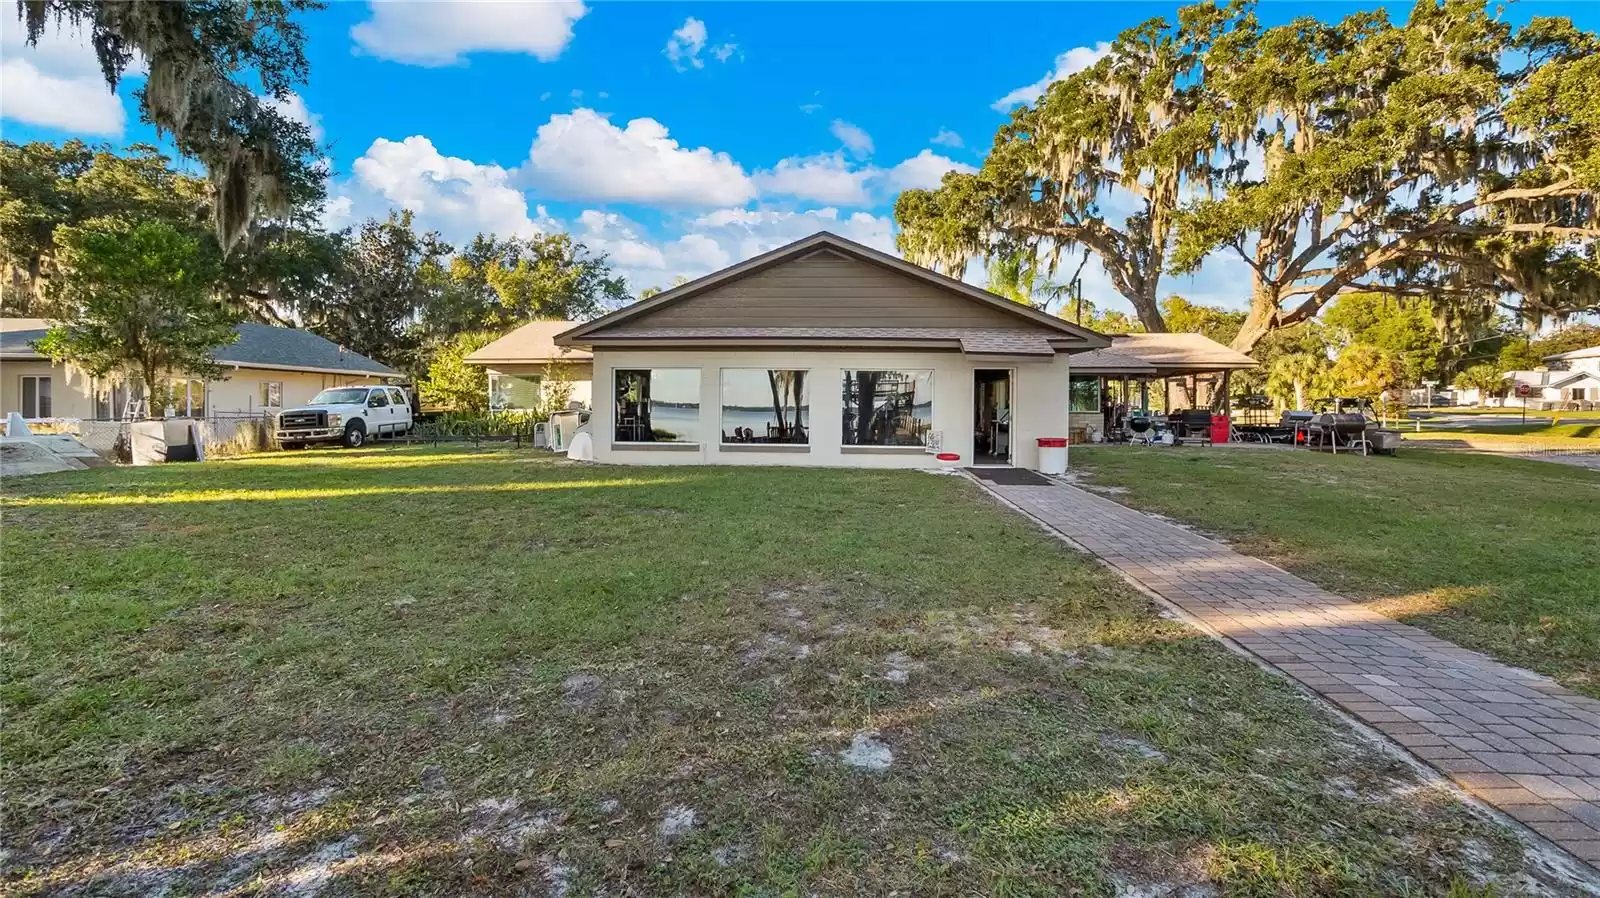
{"left": 415, "top": 409, "right": 546, "bottom": 441}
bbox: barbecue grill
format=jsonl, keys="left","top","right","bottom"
{"left": 1305, "top": 412, "right": 1371, "bottom": 453}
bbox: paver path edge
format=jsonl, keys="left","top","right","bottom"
{"left": 971, "top": 475, "right": 1600, "bottom": 877}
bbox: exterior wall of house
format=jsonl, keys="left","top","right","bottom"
{"left": 482, "top": 362, "right": 594, "bottom": 409}
{"left": 588, "top": 347, "right": 1071, "bottom": 470}
{"left": 205, "top": 368, "right": 380, "bottom": 415}
{"left": 1, "top": 359, "right": 381, "bottom": 420}
{"left": 1, "top": 359, "right": 97, "bottom": 418}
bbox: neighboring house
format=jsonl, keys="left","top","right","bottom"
{"left": 546, "top": 231, "right": 1111, "bottom": 470}
{"left": 1454, "top": 344, "right": 1600, "bottom": 408}
{"left": 464, "top": 320, "right": 593, "bottom": 411}
{"left": 0, "top": 319, "right": 401, "bottom": 421}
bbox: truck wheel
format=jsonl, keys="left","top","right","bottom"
{"left": 342, "top": 421, "right": 367, "bottom": 448}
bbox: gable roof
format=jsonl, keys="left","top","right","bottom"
{"left": 556, "top": 232, "right": 1110, "bottom": 352}
{"left": 465, "top": 320, "right": 592, "bottom": 366}
{"left": 0, "top": 319, "right": 400, "bottom": 378}
{"left": 1106, "top": 333, "right": 1256, "bottom": 375}
{"left": 1548, "top": 369, "right": 1600, "bottom": 389}
{"left": 218, "top": 323, "right": 401, "bottom": 377}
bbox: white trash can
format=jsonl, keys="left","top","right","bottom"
{"left": 1037, "top": 437, "right": 1067, "bottom": 475}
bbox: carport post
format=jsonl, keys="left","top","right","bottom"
{"left": 1222, "top": 369, "right": 1232, "bottom": 416}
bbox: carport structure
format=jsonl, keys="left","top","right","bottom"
{"left": 1068, "top": 332, "right": 1258, "bottom": 437}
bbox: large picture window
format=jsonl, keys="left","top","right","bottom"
{"left": 840, "top": 370, "right": 933, "bottom": 446}
{"left": 615, "top": 369, "right": 700, "bottom": 443}
{"left": 1069, "top": 376, "right": 1101, "bottom": 413}
{"left": 489, "top": 373, "right": 543, "bottom": 411}
{"left": 721, "top": 369, "right": 808, "bottom": 444}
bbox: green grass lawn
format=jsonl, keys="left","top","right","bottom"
{"left": 2, "top": 447, "right": 1581, "bottom": 896}
{"left": 1071, "top": 447, "right": 1600, "bottom": 700}
{"left": 1415, "top": 407, "right": 1600, "bottom": 420}
{"left": 1404, "top": 422, "right": 1600, "bottom": 448}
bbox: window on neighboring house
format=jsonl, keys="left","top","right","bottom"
{"left": 260, "top": 381, "right": 283, "bottom": 409}
{"left": 94, "top": 378, "right": 142, "bottom": 419}
{"left": 20, "top": 375, "right": 51, "bottom": 418}
{"left": 840, "top": 370, "right": 933, "bottom": 446}
{"left": 168, "top": 379, "right": 205, "bottom": 416}
{"left": 614, "top": 369, "right": 700, "bottom": 443}
{"left": 1572, "top": 388, "right": 1587, "bottom": 402}
{"left": 721, "top": 369, "right": 809, "bottom": 444}
{"left": 1069, "top": 376, "right": 1101, "bottom": 413}
{"left": 489, "top": 373, "right": 543, "bottom": 410}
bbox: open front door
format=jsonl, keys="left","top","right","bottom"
{"left": 973, "top": 369, "right": 1013, "bottom": 465}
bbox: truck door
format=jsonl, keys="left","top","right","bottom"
{"left": 366, "top": 388, "right": 391, "bottom": 434}
{"left": 387, "top": 388, "right": 410, "bottom": 430}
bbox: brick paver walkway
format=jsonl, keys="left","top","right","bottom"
{"left": 979, "top": 478, "right": 1600, "bottom": 869}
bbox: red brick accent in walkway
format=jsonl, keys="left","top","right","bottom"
{"left": 981, "top": 479, "right": 1600, "bottom": 870}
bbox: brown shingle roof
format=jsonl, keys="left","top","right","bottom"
{"left": 959, "top": 332, "right": 1055, "bottom": 356}
{"left": 1070, "top": 347, "right": 1158, "bottom": 375}
{"left": 575, "top": 326, "right": 1073, "bottom": 350}
{"left": 466, "top": 321, "right": 592, "bottom": 365}
{"left": 1108, "top": 333, "right": 1255, "bottom": 373}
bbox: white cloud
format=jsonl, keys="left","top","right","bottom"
{"left": 664, "top": 17, "right": 738, "bottom": 71}
{"left": 884, "top": 150, "right": 976, "bottom": 192}
{"left": 351, "top": 0, "right": 587, "bottom": 66}
{"left": 574, "top": 209, "right": 736, "bottom": 288}
{"left": 992, "top": 42, "right": 1112, "bottom": 110}
{"left": 754, "top": 153, "right": 873, "bottom": 206}
{"left": 690, "top": 207, "right": 895, "bottom": 262}
{"left": 329, "top": 136, "right": 538, "bottom": 241}
{"left": 930, "top": 128, "right": 964, "bottom": 149}
{"left": 665, "top": 17, "right": 706, "bottom": 70}
{"left": 799, "top": 102, "right": 822, "bottom": 115}
{"left": 0, "top": 23, "right": 126, "bottom": 135}
{"left": 521, "top": 108, "right": 756, "bottom": 206}
{"left": 260, "top": 91, "right": 323, "bottom": 143}
{"left": 830, "top": 120, "right": 873, "bottom": 158}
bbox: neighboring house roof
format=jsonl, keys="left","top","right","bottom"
{"left": 1105, "top": 333, "right": 1256, "bottom": 376}
{"left": 1543, "top": 344, "right": 1600, "bottom": 362}
{"left": 465, "top": 320, "right": 591, "bottom": 366}
{"left": 217, "top": 323, "right": 401, "bottom": 377}
{"left": 1548, "top": 369, "right": 1600, "bottom": 389}
{"left": 556, "top": 232, "right": 1111, "bottom": 357}
{"left": 0, "top": 318, "right": 400, "bottom": 378}
{"left": 0, "top": 318, "right": 49, "bottom": 359}
{"left": 1071, "top": 347, "right": 1159, "bottom": 375}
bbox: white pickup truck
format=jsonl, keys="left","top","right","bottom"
{"left": 273, "top": 385, "right": 413, "bottom": 448}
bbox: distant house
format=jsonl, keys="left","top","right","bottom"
{"left": 0, "top": 319, "right": 401, "bottom": 421}
{"left": 1453, "top": 343, "right": 1600, "bottom": 409}
{"left": 463, "top": 320, "right": 593, "bottom": 411}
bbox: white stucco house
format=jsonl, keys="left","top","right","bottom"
{"left": 1, "top": 319, "right": 401, "bottom": 423}
{"left": 1460, "top": 344, "right": 1600, "bottom": 409}
{"left": 524, "top": 231, "right": 1121, "bottom": 470}
{"left": 464, "top": 320, "right": 594, "bottom": 411}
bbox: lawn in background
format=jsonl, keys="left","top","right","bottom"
{"left": 1073, "top": 446, "right": 1600, "bottom": 699}
{"left": 1, "top": 447, "right": 1573, "bottom": 895}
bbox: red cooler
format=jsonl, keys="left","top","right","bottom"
{"left": 1209, "top": 415, "right": 1230, "bottom": 445}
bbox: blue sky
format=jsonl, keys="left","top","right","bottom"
{"left": 3, "top": 1, "right": 1596, "bottom": 312}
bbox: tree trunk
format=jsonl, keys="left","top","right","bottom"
{"left": 1231, "top": 281, "right": 1280, "bottom": 354}
{"left": 1127, "top": 281, "right": 1167, "bottom": 333}
{"left": 1294, "top": 381, "right": 1306, "bottom": 411}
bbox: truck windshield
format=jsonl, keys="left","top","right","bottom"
{"left": 309, "top": 388, "right": 370, "bottom": 405}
